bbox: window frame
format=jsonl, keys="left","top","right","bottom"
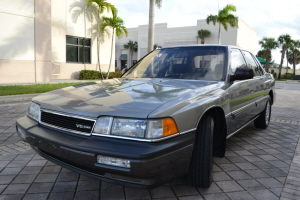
{"left": 230, "top": 48, "right": 247, "bottom": 75}
{"left": 66, "top": 35, "right": 91, "bottom": 64}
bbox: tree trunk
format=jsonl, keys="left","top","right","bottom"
{"left": 106, "top": 29, "right": 115, "bottom": 80}
{"left": 201, "top": 38, "right": 204, "bottom": 44}
{"left": 218, "top": 23, "right": 221, "bottom": 44}
{"left": 293, "top": 51, "right": 296, "bottom": 75}
{"left": 130, "top": 50, "right": 133, "bottom": 67}
{"left": 97, "top": 11, "right": 104, "bottom": 79}
{"left": 148, "top": 0, "right": 155, "bottom": 53}
{"left": 265, "top": 50, "right": 270, "bottom": 73}
{"left": 286, "top": 50, "right": 289, "bottom": 75}
{"left": 278, "top": 46, "right": 286, "bottom": 79}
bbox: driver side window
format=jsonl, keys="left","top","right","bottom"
{"left": 230, "top": 49, "right": 247, "bottom": 75}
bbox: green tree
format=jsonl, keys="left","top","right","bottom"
{"left": 101, "top": 8, "right": 128, "bottom": 79}
{"left": 148, "top": 0, "right": 162, "bottom": 53}
{"left": 287, "top": 40, "right": 300, "bottom": 75}
{"left": 124, "top": 40, "right": 138, "bottom": 68}
{"left": 277, "top": 34, "right": 292, "bottom": 79}
{"left": 197, "top": 29, "right": 211, "bottom": 44}
{"left": 87, "top": 0, "right": 115, "bottom": 79}
{"left": 258, "top": 37, "right": 278, "bottom": 72}
{"left": 256, "top": 50, "right": 267, "bottom": 59}
{"left": 206, "top": 4, "right": 238, "bottom": 44}
{"left": 153, "top": 44, "right": 162, "bottom": 50}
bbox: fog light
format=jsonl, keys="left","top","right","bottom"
{"left": 16, "top": 126, "right": 26, "bottom": 140}
{"left": 97, "top": 155, "right": 130, "bottom": 168}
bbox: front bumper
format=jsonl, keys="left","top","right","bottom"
{"left": 16, "top": 116, "right": 195, "bottom": 188}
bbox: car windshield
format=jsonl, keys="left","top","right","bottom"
{"left": 122, "top": 46, "right": 226, "bottom": 81}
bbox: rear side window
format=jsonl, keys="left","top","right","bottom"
{"left": 230, "top": 49, "right": 247, "bottom": 74}
{"left": 242, "top": 51, "right": 263, "bottom": 76}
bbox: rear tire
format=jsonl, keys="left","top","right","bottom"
{"left": 254, "top": 97, "right": 271, "bottom": 129}
{"left": 186, "top": 115, "right": 214, "bottom": 188}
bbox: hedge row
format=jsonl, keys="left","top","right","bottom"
{"left": 79, "top": 70, "right": 122, "bottom": 80}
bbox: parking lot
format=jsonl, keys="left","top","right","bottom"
{"left": 0, "top": 81, "right": 300, "bottom": 200}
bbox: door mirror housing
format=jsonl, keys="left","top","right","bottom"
{"left": 230, "top": 68, "right": 254, "bottom": 82}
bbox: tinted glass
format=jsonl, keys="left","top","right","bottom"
{"left": 84, "top": 39, "right": 91, "bottom": 46}
{"left": 78, "top": 38, "right": 83, "bottom": 45}
{"left": 66, "top": 46, "right": 78, "bottom": 62}
{"left": 66, "top": 37, "right": 77, "bottom": 45}
{"left": 79, "top": 47, "right": 84, "bottom": 63}
{"left": 123, "top": 46, "right": 226, "bottom": 81}
{"left": 252, "top": 55, "right": 265, "bottom": 75}
{"left": 84, "top": 47, "right": 91, "bottom": 63}
{"left": 242, "top": 51, "right": 262, "bottom": 76}
{"left": 230, "top": 49, "right": 247, "bottom": 74}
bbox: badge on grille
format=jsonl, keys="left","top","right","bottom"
{"left": 76, "top": 124, "right": 92, "bottom": 129}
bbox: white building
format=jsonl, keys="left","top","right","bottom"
{"left": 116, "top": 19, "right": 257, "bottom": 70}
{"left": 0, "top": 0, "right": 115, "bottom": 83}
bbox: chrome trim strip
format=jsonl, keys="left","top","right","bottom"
{"left": 41, "top": 109, "right": 96, "bottom": 122}
{"left": 91, "top": 132, "right": 181, "bottom": 142}
{"left": 39, "top": 109, "right": 195, "bottom": 142}
{"left": 27, "top": 113, "right": 39, "bottom": 122}
{"left": 40, "top": 121, "right": 92, "bottom": 136}
{"left": 256, "top": 95, "right": 268, "bottom": 104}
{"left": 60, "top": 146, "right": 95, "bottom": 156}
{"left": 232, "top": 102, "right": 256, "bottom": 116}
{"left": 226, "top": 116, "right": 259, "bottom": 139}
{"left": 180, "top": 128, "right": 197, "bottom": 135}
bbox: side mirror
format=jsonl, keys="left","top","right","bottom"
{"left": 230, "top": 68, "right": 254, "bottom": 82}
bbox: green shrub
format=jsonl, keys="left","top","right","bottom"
{"left": 79, "top": 70, "right": 100, "bottom": 80}
{"left": 283, "top": 73, "right": 292, "bottom": 79}
{"left": 79, "top": 70, "right": 122, "bottom": 80}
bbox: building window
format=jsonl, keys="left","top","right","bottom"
{"left": 66, "top": 36, "right": 91, "bottom": 63}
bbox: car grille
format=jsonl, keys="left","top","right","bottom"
{"left": 40, "top": 110, "right": 95, "bottom": 136}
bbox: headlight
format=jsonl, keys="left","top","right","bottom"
{"left": 27, "top": 102, "right": 40, "bottom": 121}
{"left": 111, "top": 118, "right": 147, "bottom": 138}
{"left": 92, "top": 117, "right": 178, "bottom": 140}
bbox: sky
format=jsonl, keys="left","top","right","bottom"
{"left": 110, "top": 0, "right": 300, "bottom": 68}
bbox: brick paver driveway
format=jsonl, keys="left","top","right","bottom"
{"left": 0, "top": 81, "right": 299, "bottom": 200}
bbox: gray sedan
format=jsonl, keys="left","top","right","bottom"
{"left": 16, "top": 45, "right": 275, "bottom": 188}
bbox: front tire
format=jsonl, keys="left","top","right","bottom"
{"left": 186, "top": 115, "right": 214, "bottom": 188}
{"left": 254, "top": 97, "right": 271, "bottom": 129}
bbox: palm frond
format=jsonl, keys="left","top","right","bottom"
{"left": 155, "top": 0, "right": 162, "bottom": 9}
{"left": 206, "top": 15, "right": 218, "bottom": 25}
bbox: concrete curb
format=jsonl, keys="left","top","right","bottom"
{"left": 0, "top": 93, "right": 39, "bottom": 104}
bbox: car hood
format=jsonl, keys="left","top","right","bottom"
{"left": 33, "top": 78, "right": 218, "bottom": 118}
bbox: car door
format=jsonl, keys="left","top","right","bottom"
{"left": 242, "top": 51, "right": 269, "bottom": 116}
{"left": 227, "top": 48, "right": 257, "bottom": 135}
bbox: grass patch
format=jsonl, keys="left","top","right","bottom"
{"left": 0, "top": 82, "right": 83, "bottom": 96}
{"left": 275, "top": 79, "right": 286, "bottom": 81}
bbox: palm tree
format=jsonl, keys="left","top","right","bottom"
{"left": 101, "top": 8, "right": 128, "bottom": 79}
{"left": 124, "top": 40, "right": 138, "bottom": 68}
{"left": 153, "top": 44, "right": 162, "bottom": 50}
{"left": 148, "top": 0, "right": 162, "bottom": 53}
{"left": 287, "top": 40, "right": 300, "bottom": 75}
{"left": 277, "top": 34, "right": 292, "bottom": 79}
{"left": 87, "top": 0, "right": 115, "bottom": 78}
{"left": 206, "top": 4, "right": 238, "bottom": 44}
{"left": 197, "top": 29, "right": 211, "bottom": 44}
{"left": 258, "top": 37, "right": 278, "bottom": 72}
